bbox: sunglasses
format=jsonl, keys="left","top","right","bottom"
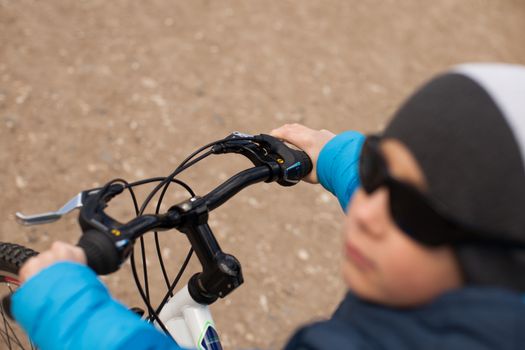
{"left": 359, "top": 135, "right": 524, "bottom": 249}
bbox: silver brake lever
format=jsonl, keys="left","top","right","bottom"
{"left": 15, "top": 192, "right": 85, "bottom": 226}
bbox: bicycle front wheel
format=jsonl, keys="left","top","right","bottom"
{"left": 0, "top": 242, "right": 38, "bottom": 350}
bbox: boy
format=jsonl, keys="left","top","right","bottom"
{"left": 12, "top": 63, "right": 525, "bottom": 349}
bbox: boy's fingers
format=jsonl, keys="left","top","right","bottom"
{"left": 19, "top": 252, "right": 55, "bottom": 282}
{"left": 270, "top": 123, "right": 336, "bottom": 184}
{"left": 51, "top": 241, "right": 86, "bottom": 263}
{"left": 271, "top": 123, "right": 313, "bottom": 148}
{"left": 19, "top": 242, "right": 87, "bottom": 282}
{"left": 270, "top": 125, "right": 290, "bottom": 138}
{"left": 271, "top": 123, "right": 306, "bottom": 136}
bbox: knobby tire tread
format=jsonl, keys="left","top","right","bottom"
{"left": 0, "top": 242, "right": 39, "bottom": 349}
{"left": 0, "top": 243, "right": 39, "bottom": 274}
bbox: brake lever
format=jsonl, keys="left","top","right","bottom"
{"left": 212, "top": 131, "right": 268, "bottom": 160}
{"left": 15, "top": 192, "right": 86, "bottom": 226}
{"left": 14, "top": 185, "right": 123, "bottom": 226}
{"left": 212, "top": 132, "right": 257, "bottom": 150}
{"left": 212, "top": 132, "right": 312, "bottom": 186}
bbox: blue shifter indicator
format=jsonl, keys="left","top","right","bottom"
{"left": 285, "top": 162, "right": 302, "bottom": 179}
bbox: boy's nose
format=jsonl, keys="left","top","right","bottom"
{"left": 349, "top": 187, "right": 390, "bottom": 238}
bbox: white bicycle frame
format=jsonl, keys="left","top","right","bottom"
{"left": 156, "top": 284, "right": 221, "bottom": 349}
{"left": 16, "top": 191, "right": 228, "bottom": 349}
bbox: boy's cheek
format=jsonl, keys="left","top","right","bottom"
{"left": 376, "top": 243, "right": 462, "bottom": 306}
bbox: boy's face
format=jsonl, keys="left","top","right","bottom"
{"left": 342, "top": 139, "right": 463, "bottom": 306}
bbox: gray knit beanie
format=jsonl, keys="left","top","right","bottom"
{"left": 383, "top": 63, "right": 525, "bottom": 291}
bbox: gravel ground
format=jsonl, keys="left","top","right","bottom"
{"left": 1, "top": 1, "right": 524, "bottom": 348}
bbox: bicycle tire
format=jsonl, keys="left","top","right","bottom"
{"left": 0, "top": 242, "right": 38, "bottom": 350}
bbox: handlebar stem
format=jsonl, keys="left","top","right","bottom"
{"left": 171, "top": 197, "right": 243, "bottom": 304}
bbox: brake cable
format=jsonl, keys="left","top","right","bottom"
{"left": 10, "top": 132, "right": 313, "bottom": 337}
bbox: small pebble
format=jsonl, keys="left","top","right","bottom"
{"left": 161, "top": 248, "right": 171, "bottom": 258}
{"left": 141, "top": 77, "right": 157, "bottom": 89}
{"left": 247, "top": 197, "right": 260, "bottom": 208}
{"left": 87, "top": 164, "right": 97, "bottom": 173}
{"left": 150, "top": 94, "right": 166, "bottom": 107}
{"left": 297, "top": 249, "right": 310, "bottom": 261}
{"left": 317, "top": 193, "right": 332, "bottom": 204}
{"left": 15, "top": 175, "right": 27, "bottom": 189}
{"left": 194, "top": 31, "right": 204, "bottom": 40}
{"left": 259, "top": 294, "right": 269, "bottom": 313}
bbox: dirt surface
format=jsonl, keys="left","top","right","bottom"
{"left": 1, "top": 1, "right": 525, "bottom": 348}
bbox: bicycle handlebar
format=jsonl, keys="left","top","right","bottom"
{"left": 204, "top": 166, "right": 273, "bottom": 211}
{"left": 76, "top": 133, "right": 312, "bottom": 278}
{"left": 76, "top": 166, "right": 275, "bottom": 276}
{"left": 7, "top": 132, "right": 312, "bottom": 309}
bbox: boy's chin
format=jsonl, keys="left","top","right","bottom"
{"left": 341, "top": 262, "right": 439, "bottom": 308}
{"left": 341, "top": 261, "right": 380, "bottom": 302}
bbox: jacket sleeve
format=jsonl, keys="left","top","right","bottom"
{"left": 317, "top": 131, "right": 365, "bottom": 212}
{"left": 12, "top": 262, "right": 185, "bottom": 350}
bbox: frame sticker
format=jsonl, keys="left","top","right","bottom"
{"left": 198, "top": 321, "right": 223, "bottom": 350}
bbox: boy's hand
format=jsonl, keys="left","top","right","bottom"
{"left": 19, "top": 241, "right": 87, "bottom": 283}
{"left": 270, "top": 123, "right": 335, "bottom": 183}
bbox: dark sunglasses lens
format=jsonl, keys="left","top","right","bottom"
{"left": 388, "top": 181, "right": 454, "bottom": 246}
{"left": 360, "top": 138, "right": 386, "bottom": 193}
{"left": 360, "top": 136, "right": 471, "bottom": 247}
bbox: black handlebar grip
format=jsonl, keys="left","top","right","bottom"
{"left": 292, "top": 149, "right": 313, "bottom": 179}
{"left": 0, "top": 231, "right": 121, "bottom": 321}
{"left": 77, "top": 230, "right": 120, "bottom": 275}
{"left": 278, "top": 148, "right": 313, "bottom": 186}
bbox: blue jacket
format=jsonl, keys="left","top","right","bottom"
{"left": 15, "top": 131, "right": 525, "bottom": 350}
{"left": 285, "top": 288, "right": 525, "bottom": 350}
